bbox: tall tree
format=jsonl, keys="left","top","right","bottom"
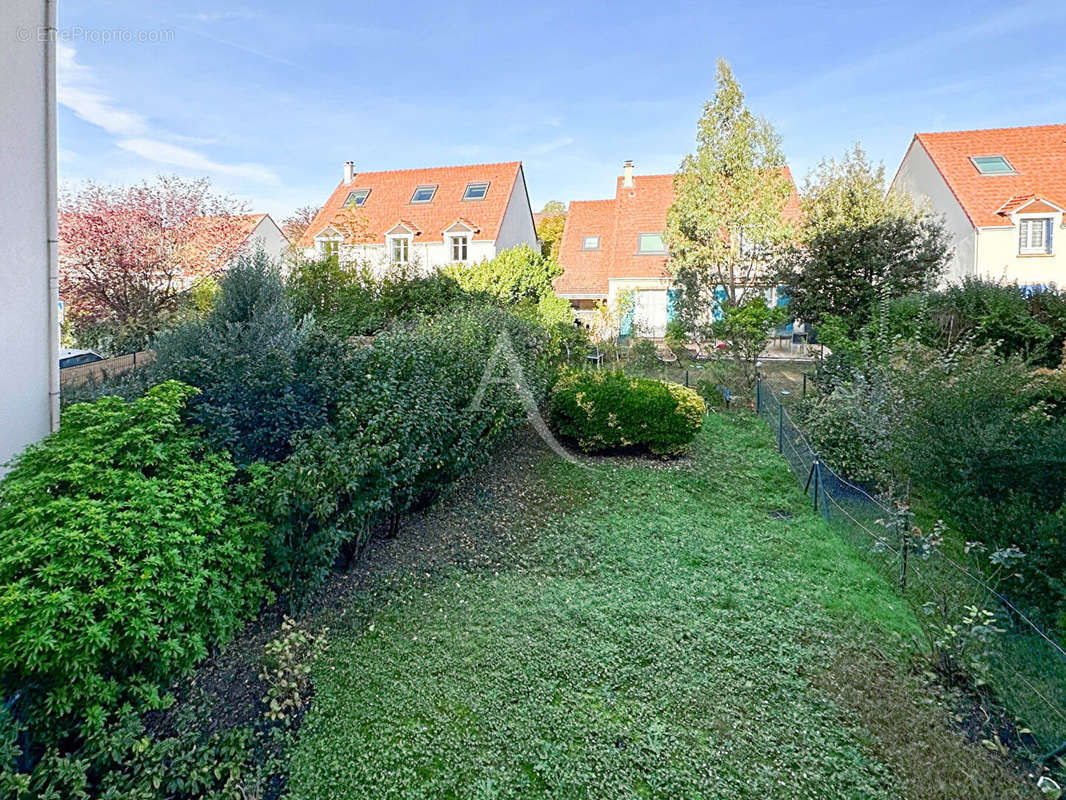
{"left": 535, "top": 201, "right": 567, "bottom": 260}
{"left": 59, "top": 175, "right": 245, "bottom": 348}
{"left": 666, "top": 59, "right": 794, "bottom": 333}
{"left": 773, "top": 143, "right": 950, "bottom": 332}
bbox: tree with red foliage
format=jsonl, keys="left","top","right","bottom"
{"left": 281, "top": 205, "right": 321, "bottom": 242}
{"left": 59, "top": 175, "right": 246, "bottom": 350}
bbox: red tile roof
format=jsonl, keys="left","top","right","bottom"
{"left": 911, "top": 124, "right": 1066, "bottom": 228}
{"left": 179, "top": 214, "right": 270, "bottom": 279}
{"left": 555, "top": 167, "right": 801, "bottom": 296}
{"left": 297, "top": 161, "right": 523, "bottom": 248}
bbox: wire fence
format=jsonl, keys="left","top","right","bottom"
{"left": 756, "top": 374, "right": 1066, "bottom": 764}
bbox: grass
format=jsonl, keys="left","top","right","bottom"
{"left": 286, "top": 414, "right": 1037, "bottom": 799}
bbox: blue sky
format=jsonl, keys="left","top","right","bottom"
{"left": 57, "top": 0, "right": 1066, "bottom": 221}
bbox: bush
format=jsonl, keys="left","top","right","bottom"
{"left": 151, "top": 251, "right": 349, "bottom": 465}
{"left": 253, "top": 306, "right": 555, "bottom": 602}
{"left": 443, "top": 244, "right": 562, "bottom": 305}
{"left": 550, "top": 369, "right": 705, "bottom": 455}
{"left": 0, "top": 382, "right": 267, "bottom": 739}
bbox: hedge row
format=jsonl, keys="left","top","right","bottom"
{"left": 0, "top": 253, "right": 555, "bottom": 753}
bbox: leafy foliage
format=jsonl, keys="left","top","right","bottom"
{"left": 0, "top": 382, "right": 268, "bottom": 739}
{"left": 773, "top": 144, "right": 950, "bottom": 332}
{"left": 550, "top": 369, "right": 705, "bottom": 454}
{"left": 712, "top": 295, "right": 786, "bottom": 387}
{"left": 534, "top": 202, "right": 567, "bottom": 260}
{"left": 666, "top": 59, "right": 795, "bottom": 325}
{"left": 253, "top": 306, "right": 555, "bottom": 602}
{"left": 151, "top": 250, "right": 349, "bottom": 465}
{"left": 443, "top": 244, "right": 562, "bottom": 305}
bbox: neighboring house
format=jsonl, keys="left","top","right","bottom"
{"left": 890, "top": 123, "right": 1066, "bottom": 287}
{"left": 177, "top": 213, "right": 289, "bottom": 287}
{"left": 297, "top": 161, "right": 537, "bottom": 272}
{"left": 1, "top": 0, "right": 58, "bottom": 470}
{"left": 555, "top": 161, "right": 801, "bottom": 336}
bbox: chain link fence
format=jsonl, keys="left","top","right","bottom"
{"left": 757, "top": 374, "right": 1066, "bottom": 766}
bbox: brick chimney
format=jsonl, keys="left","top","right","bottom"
{"left": 343, "top": 161, "right": 355, "bottom": 185}
{"left": 622, "top": 160, "right": 634, "bottom": 188}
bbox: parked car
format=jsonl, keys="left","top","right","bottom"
{"left": 59, "top": 348, "right": 103, "bottom": 369}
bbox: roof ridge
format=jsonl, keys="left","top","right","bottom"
{"left": 344, "top": 160, "right": 520, "bottom": 178}
{"left": 916, "top": 122, "right": 1066, "bottom": 138}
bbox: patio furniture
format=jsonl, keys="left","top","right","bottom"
{"left": 656, "top": 344, "right": 678, "bottom": 365}
{"left": 587, "top": 346, "right": 604, "bottom": 367}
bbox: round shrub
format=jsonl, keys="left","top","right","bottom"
{"left": 549, "top": 369, "right": 705, "bottom": 455}
{"left": 0, "top": 381, "right": 268, "bottom": 739}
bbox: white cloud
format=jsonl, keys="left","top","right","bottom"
{"left": 57, "top": 43, "right": 147, "bottom": 136}
{"left": 57, "top": 43, "right": 277, "bottom": 184}
{"left": 529, "top": 136, "right": 575, "bottom": 156}
{"left": 117, "top": 138, "right": 279, "bottom": 183}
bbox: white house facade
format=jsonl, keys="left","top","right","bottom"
{"left": 298, "top": 161, "right": 537, "bottom": 274}
{"left": 890, "top": 124, "right": 1066, "bottom": 287}
{"left": 1, "top": 0, "right": 58, "bottom": 470}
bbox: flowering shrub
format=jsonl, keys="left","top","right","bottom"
{"left": 550, "top": 369, "right": 705, "bottom": 455}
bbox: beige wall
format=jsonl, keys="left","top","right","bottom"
{"left": 890, "top": 139, "right": 975, "bottom": 281}
{"left": 1, "top": 0, "right": 56, "bottom": 469}
{"left": 975, "top": 223, "right": 1066, "bottom": 286}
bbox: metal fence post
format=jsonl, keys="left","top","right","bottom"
{"left": 802, "top": 372, "right": 807, "bottom": 398}
{"left": 777, "top": 403, "right": 784, "bottom": 453}
{"left": 812, "top": 458, "right": 820, "bottom": 513}
{"left": 755, "top": 378, "right": 761, "bottom": 414}
{"left": 684, "top": 369, "right": 689, "bottom": 388}
{"left": 897, "top": 507, "right": 909, "bottom": 592}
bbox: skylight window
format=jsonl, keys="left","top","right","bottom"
{"left": 410, "top": 185, "right": 437, "bottom": 203}
{"left": 971, "top": 155, "right": 1015, "bottom": 175}
{"left": 463, "top": 181, "right": 489, "bottom": 201}
{"left": 344, "top": 189, "right": 369, "bottom": 207}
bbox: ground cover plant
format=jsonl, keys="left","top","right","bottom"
{"left": 286, "top": 415, "right": 1039, "bottom": 799}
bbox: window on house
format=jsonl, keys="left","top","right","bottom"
{"left": 638, "top": 232, "right": 665, "bottom": 253}
{"left": 971, "top": 155, "right": 1015, "bottom": 175}
{"left": 344, "top": 189, "right": 369, "bottom": 207}
{"left": 1019, "top": 218, "right": 1053, "bottom": 255}
{"left": 319, "top": 238, "right": 340, "bottom": 257}
{"left": 450, "top": 235, "right": 468, "bottom": 261}
{"left": 581, "top": 236, "right": 600, "bottom": 250}
{"left": 463, "top": 182, "right": 489, "bottom": 200}
{"left": 390, "top": 236, "right": 410, "bottom": 264}
{"left": 410, "top": 185, "right": 437, "bottom": 203}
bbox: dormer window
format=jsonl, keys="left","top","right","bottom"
{"left": 581, "top": 236, "right": 600, "bottom": 250}
{"left": 410, "top": 185, "right": 437, "bottom": 204}
{"left": 344, "top": 189, "right": 369, "bottom": 207}
{"left": 971, "top": 155, "right": 1015, "bottom": 175}
{"left": 463, "top": 181, "right": 489, "bottom": 201}
{"left": 390, "top": 236, "right": 410, "bottom": 264}
{"left": 1019, "top": 218, "right": 1053, "bottom": 255}
{"left": 450, "top": 235, "right": 468, "bottom": 261}
{"left": 638, "top": 232, "right": 666, "bottom": 254}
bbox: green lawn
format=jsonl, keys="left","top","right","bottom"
{"left": 287, "top": 414, "right": 1036, "bottom": 799}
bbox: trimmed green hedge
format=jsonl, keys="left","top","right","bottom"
{"left": 0, "top": 382, "right": 268, "bottom": 740}
{"left": 550, "top": 369, "right": 705, "bottom": 455}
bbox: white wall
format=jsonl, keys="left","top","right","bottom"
{"left": 975, "top": 222, "right": 1066, "bottom": 286}
{"left": 315, "top": 239, "right": 498, "bottom": 276}
{"left": 495, "top": 165, "right": 538, "bottom": 251}
{"left": 0, "top": 0, "right": 55, "bottom": 469}
{"left": 890, "top": 139, "right": 975, "bottom": 281}
{"left": 249, "top": 215, "right": 292, "bottom": 266}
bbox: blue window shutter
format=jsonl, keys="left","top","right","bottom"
{"left": 666, "top": 288, "right": 677, "bottom": 322}
{"left": 1047, "top": 218, "right": 1054, "bottom": 253}
{"left": 620, "top": 306, "right": 634, "bottom": 338}
{"left": 776, "top": 285, "right": 790, "bottom": 307}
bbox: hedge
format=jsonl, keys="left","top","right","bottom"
{"left": 550, "top": 369, "right": 705, "bottom": 455}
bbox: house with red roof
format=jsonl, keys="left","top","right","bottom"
{"left": 555, "top": 161, "right": 800, "bottom": 336}
{"left": 176, "top": 213, "right": 288, "bottom": 288}
{"left": 297, "top": 161, "right": 537, "bottom": 271}
{"left": 890, "top": 124, "right": 1066, "bottom": 287}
